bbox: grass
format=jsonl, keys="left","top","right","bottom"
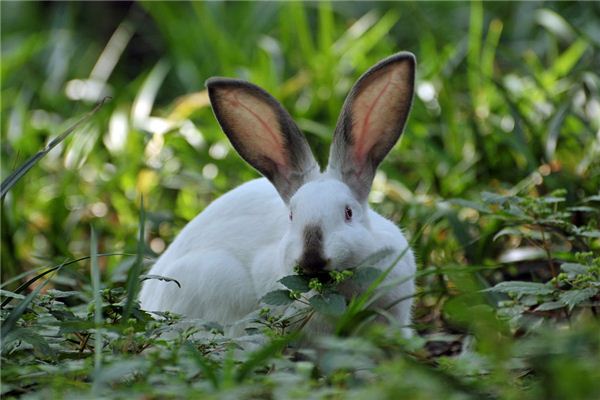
{"left": 1, "top": 1, "right": 599, "bottom": 399}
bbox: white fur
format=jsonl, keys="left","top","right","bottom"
{"left": 139, "top": 177, "right": 416, "bottom": 336}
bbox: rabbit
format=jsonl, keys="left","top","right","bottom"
{"left": 139, "top": 52, "right": 417, "bottom": 337}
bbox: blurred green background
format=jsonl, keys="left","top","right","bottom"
{"left": 2, "top": 1, "right": 598, "bottom": 280}
{"left": 0, "top": 1, "right": 597, "bottom": 293}
{"left": 1, "top": 2, "right": 600, "bottom": 398}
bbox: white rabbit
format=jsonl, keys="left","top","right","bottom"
{"left": 139, "top": 52, "right": 417, "bottom": 337}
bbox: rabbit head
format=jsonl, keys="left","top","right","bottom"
{"left": 206, "top": 53, "right": 415, "bottom": 276}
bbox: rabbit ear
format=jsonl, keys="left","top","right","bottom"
{"left": 327, "top": 53, "right": 415, "bottom": 203}
{"left": 206, "top": 78, "right": 319, "bottom": 203}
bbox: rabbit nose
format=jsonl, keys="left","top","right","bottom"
{"left": 298, "top": 225, "right": 329, "bottom": 275}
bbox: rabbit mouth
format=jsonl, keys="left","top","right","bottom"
{"left": 298, "top": 268, "right": 332, "bottom": 284}
{"left": 298, "top": 258, "right": 331, "bottom": 277}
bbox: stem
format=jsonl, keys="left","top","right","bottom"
{"left": 539, "top": 228, "right": 557, "bottom": 280}
{"left": 79, "top": 333, "right": 91, "bottom": 353}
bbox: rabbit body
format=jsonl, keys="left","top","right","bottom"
{"left": 140, "top": 177, "right": 416, "bottom": 333}
{"left": 139, "top": 53, "right": 418, "bottom": 336}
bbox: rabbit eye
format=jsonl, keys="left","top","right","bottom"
{"left": 344, "top": 206, "right": 353, "bottom": 222}
{"left": 289, "top": 211, "right": 293, "bottom": 221}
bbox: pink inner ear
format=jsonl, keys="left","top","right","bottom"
{"left": 351, "top": 64, "right": 410, "bottom": 166}
{"left": 220, "top": 88, "right": 288, "bottom": 170}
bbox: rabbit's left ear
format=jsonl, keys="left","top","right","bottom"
{"left": 327, "top": 53, "right": 415, "bottom": 203}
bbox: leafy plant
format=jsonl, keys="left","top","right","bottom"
{"left": 2, "top": 2, "right": 600, "bottom": 399}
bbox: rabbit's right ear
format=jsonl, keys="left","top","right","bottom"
{"left": 327, "top": 53, "right": 415, "bottom": 203}
{"left": 206, "top": 78, "right": 319, "bottom": 203}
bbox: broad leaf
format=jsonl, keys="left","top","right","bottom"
{"left": 309, "top": 293, "right": 346, "bottom": 316}
{"left": 353, "top": 248, "right": 394, "bottom": 270}
{"left": 2, "top": 327, "right": 54, "bottom": 358}
{"left": 351, "top": 267, "right": 381, "bottom": 286}
{"left": 0, "top": 290, "right": 25, "bottom": 300}
{"left": 534, "top": 301, "right": 565, "bottom": 312}
{"left": 279, "top": 275, "right": 310, "bottom": 292}
{"left": 559, "top": 288, "right": 599, "bottom": 311}
{"left": 261, "top": 290, "right": 294, "bottom": 306}
{"left": 560, "top": 263, "right": 588, "bottom": 275}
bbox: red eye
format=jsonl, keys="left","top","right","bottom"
{"left": 345, "top": 206, "right": 353, "bottom": 222}
{"left": 289, "top": 211, "right": 293, "bottom": 221}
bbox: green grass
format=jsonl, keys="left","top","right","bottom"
{"left": 1, "top": 2, "right": 600, "bottom": 399}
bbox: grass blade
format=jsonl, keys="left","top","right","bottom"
{"left": 234, "top": 334, "right": 295, "bottom": 383}
{"left": 335, "top": 246, "right": 410, "bottom": 336}
{"left": 0, "top": 97, "right": 109, "bottom": 200}
{"left": 1, "top": 265, "right": 62, "bottom": 309}
{"left": 0, "top": 253, "right": 135, "bottom": 307}
{"left": 186, "top": 342, "right": 220, "bottom": 389}
{"left": 0, "top": 266, "right": 61, "bottom": 339}
{"left": 90, "top": 227, "right": 103, "bottom": 388}
{"left": 123, "top": 195, "right": 146, "bottom": 320}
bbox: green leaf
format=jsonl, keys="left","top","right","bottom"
{"left": 279, "top": 275, "right": 310, "bottom": 292}
{"left": 261, "top": 290, "right": 294, "bottom": 306}
{"left": 535, "top": 301, "right": 565, "bottom": 312}
{"left": 235, "top": 334, "right": 295, "bottom": 383}
{"left": 353, "top": 248, "right": 394, "bottom": 269}
{"left": 535, "top": 8, "right": 575, "bottom": 41}
{"left": 93, "top": 359, "right": 146, "bottom": 386}
{"left": 494, "top": 228, "right": 545, "bottom": 242}
{"left": 0, "top": 290, "right": 25, "bottom": 300}
{"left": 1, "top": 266, "right": 62, "bottom": 309}
{"left": 124, "top": 196, "right": 146, "bottom": 320}
{"left": 309, "top": 293, "right": 346, "bottom": 317}
{"left": 545, "top": 102, "right": 570, "bottom": 161}
{"left": 0, "top": 253, "right": 135, "bottom": 291}
{"left": 202, "top": 321, "right": 224, "bottom": 334}
{"left": 493, "top": 227, "right": 523, "bottom": 241}
{"left": 559, "top": 288, "right": 599, "bottom": 311}
{"left": 483, "top": 281, "right": 555, "bottom": 297}
{"left": 2, "top": 327, "right": 54, "bottom": 358}
{"left": 504, "top": 204, "right": 528, "bottom": 218}
{"left": 336, "top": 246, "right": 411, "bottom": 335}
{"left": 0, "top": 266, "right": 59, "bottom": 338}
{"left": 90, "top": 227, "right": 103, "bottom": 385}
{"left": 481, "top": 192, "right": 515, "bottom": 205}
{"left": 0, "top": 98, "right": 108, "bottom": 199}
{"left": 351, "top": 267, "right": 381, "bottom": 286}
{"left": 57, "top": 319, "right": 97, "bottom": 335}
{"left": 186, "top": 342, "right": 220, "bottom": 389}
{"left": 448, "top": 198, "right": 491, "bottom": 213}
{"left": 46, "top": 289, "right": 84, "bottom": 299}
{"left": 580, "top": 230, "right": 600, "bottom": 238}
{"left": 560, "top": 263, "right": 588, "bottom": 275}
{"left": 538, "top": 196, "right": 566, "bottom": 204}
{"left": 551, "top": 38, "right": 589, "bottom": 78}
